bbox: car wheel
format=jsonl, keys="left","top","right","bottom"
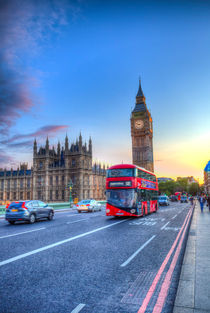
{"left": 9, "top": 221, "right": 15, "bottom": 225}
{"left": 48, "top": 211, "right": 53, "bottom": 221}
{"left": 29, "top": 214, "right": 36, "bottom": 224}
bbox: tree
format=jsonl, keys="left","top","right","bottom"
{"left": 158, "top": 179, "right": 201, "bottom": 196}
{"left": 188, "top": 183, "right": 200, "bottom": 196}
{"left": 176, "top": 178, "right": 188, "bottom": 193}
{"left": 159, "top": 181, "right": 177, "bottom": 195}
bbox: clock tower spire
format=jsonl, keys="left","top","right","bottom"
{"left": 130, "top": 80, "right": 154, "bottom": 172}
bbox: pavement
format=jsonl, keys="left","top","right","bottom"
{"left": 173, "top": 201, "right": 210, "bottom": 313}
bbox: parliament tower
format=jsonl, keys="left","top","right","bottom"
{"left": 130, "top": 80, "right": 154, "bottom": 172}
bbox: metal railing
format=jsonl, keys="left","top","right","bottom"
{"left": 0, "top": 206, "right": 5, "bottom": 214}
{"left": 0, "top": 200, "right": 107, "bottom": 215}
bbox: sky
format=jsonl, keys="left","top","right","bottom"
{"left": 0, "top": 0, "right": 210, "bottom": 183}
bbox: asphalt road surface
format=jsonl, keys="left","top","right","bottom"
{"left": 0, "top": 202, "right": 192, "bottom": 313}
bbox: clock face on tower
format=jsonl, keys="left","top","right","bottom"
{"left": 135, "top": 119, "right": 144, "bottom": 129}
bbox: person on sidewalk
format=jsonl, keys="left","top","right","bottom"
{"left": 190, "top": 196, "right": 194, "bottom": 206}
{"left": 199, "top": 194, "right": 206, "bottom": 212}
{"left": 207, "top": 195, "right": 210, "bottom": 212}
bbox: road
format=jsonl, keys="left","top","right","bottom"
{"left": 0, "top": 202, "right": 192, "bottom": 313}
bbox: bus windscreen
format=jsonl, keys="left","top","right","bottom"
{"left": 106, "top": 189, "right": 137, "bottom": 208}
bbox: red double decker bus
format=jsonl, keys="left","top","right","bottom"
{"left": 106, "top": 164, "right": 159, "bottom": 217}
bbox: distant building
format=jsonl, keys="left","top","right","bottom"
{"left": 204, "top": 161, "right": 210, "bottom": 195}
{"left": 0, "top": 163, "right": 32, "bottom": 203}
{"left": 158, "top": 177, "right": 174, "bottom": 183}
{"left": 177, "top": 176, "right": 198, "bottom": 184}
{"left": 0, "top": 134, "right": 106, "bottom": 203}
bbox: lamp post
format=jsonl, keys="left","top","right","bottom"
{"left": 68, "top": 179, "right": 73, "bottom": 208}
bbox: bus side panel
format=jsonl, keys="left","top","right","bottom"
{"left": 144, "top": 201, "right": 148, "bottom": 215}
{"left": 141, "top": 201, "right": 147, "bottom": 215}
{"left": 150, "top": 200, "right": 158, "bottom": 212}
{"left": 142, "top": 200, "right": 158, "bottom": 215}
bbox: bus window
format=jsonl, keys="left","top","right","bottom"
{"left": 146, "top": 189, "right": 152, "bottom": 201}
{"left": 107, "top": 168, "right": 134, "bottom": 178}
{"left": 151, "top": 190, "right": 158, "bottom": 200}
{"left": 140, "top": 189, "right": 146, "bottom": 201}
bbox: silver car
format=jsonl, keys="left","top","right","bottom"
{"left": 76, "top": 199, "right": 101, "bottom": 213}
{"left": 158, "top": 196, "right": 169, "bottom": 206}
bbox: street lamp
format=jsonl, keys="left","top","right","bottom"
{"left": 68, "top": 179, "right": 73, "bottom": 208}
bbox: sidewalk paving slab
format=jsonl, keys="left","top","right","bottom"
{"left": 173, "top": 203, "right": 210, "bottom": 313}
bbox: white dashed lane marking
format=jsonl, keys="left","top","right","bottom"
{"left": 0, "top": 227, "right": 46, "bottom": 239}
{"left": 120, "top": 235, "right": 156, "bottom": 267}
{"left": 161, "top": 221, "right": 170, "bottom": 230}
{"left": 71, "top": 303, "right": 86, "bottom": 313}
{"left": 0, "top": 219, "right": 127, "bottom": 267}
{"left": 66, "top": 219, "right": 89, "bottom": 224}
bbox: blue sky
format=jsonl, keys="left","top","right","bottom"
{"left": 0, "top": 0, "right": 210, "bottom": 182}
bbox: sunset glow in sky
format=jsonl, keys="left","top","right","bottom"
{"left": 0, "top": 0, "right": 210, "bottom": 183}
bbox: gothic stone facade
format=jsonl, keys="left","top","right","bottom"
{"left": 0, "top": 134, "right": 106, "bottom": 203}
{"left": 130, "top": 81, "right": 154, "bottom": 172}
{"left": 0, "top": 164, "right": 32, "bottom": 203}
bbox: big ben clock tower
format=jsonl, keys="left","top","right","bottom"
{"left": 131, "top": 80, "right": 154, "bottom": 172}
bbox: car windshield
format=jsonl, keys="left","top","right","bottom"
{"left": 79, "top": 200, "right": 91, "bottom": 205}
{"left": 159, "top": 197, "right": 167, "bottom": 200}
{"left": 107, "top": 168, "right": 134, "bottom": 178}
{"left": 106, "top": 189, "right": 137, "bottom": 208}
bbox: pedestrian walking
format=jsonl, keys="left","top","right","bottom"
{"left": 190, "top": 196, "right": 194, "bottom": 206}
{"left": 199, "top": 195, "right": 206, "bottom": 213}
{"left": 207, "top": 195, "right": 210, "bottom": 212}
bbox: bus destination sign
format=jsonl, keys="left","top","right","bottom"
{"left": 109, "top": 181, "right": 132, "bottom": 187}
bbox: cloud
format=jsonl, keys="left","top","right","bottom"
{"left": 0, "top": 149, "right": 15, "bottom": 169}
{"left": 0, "top": 0, "right": 79, "bottom": 135}
{"left": 0, "top": 53, "right": 35, "bottom": 135}
{"left": 1, "top": 123, "right": 68, "bottom": 147}
{"left": 0, "top": 124, "right": 68, "bottom": 167}
{"left": 5, "top": 141, "right": 34, "bottom": 149}
{"left": 0, "top": 125, "right": 69, "bottom": 145}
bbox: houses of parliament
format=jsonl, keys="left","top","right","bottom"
{"left": 0, "top": 135, "right": 106, "bottom": 203}
{"left": 0, "top": 80, "right": 154, "bottom": 203}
